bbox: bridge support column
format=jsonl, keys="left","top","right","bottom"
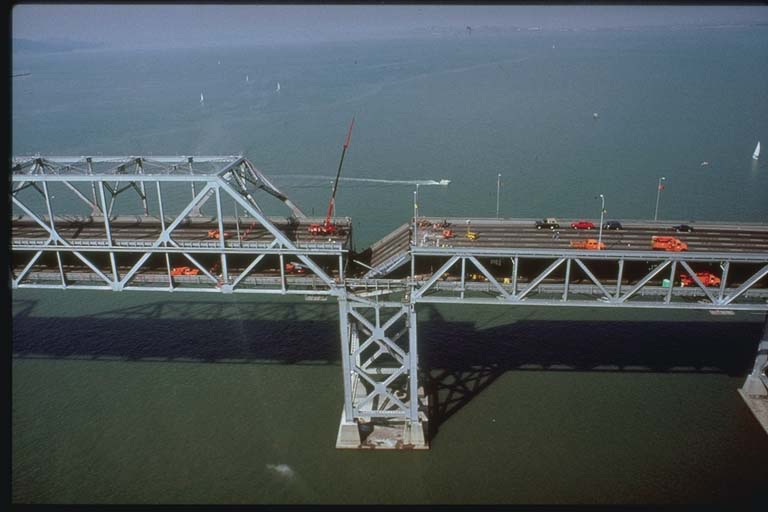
{"left": 335, "top": 296, "right": 428, "bottom": 449}
{"left": 741, "top": 315, "right": 768, "bottom": 397}
{"left": 739, "top": 315, "right": 768, "bottom": 435}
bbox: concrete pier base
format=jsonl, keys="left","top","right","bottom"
{"left": 738, "top": 388, "right": 768, "bottom": 435}
{"left": 335, "top": 417, "right": 362, "bottom": 448}
{"left": 738, "top": 322, "right": 768, "bottom": 435}
{"left": 335, "top": 387, "right": 429, "bottom": 450}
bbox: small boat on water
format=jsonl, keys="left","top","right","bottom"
{"left": 276, "top": 81, "right": 281, "bottom": 93}
{"left": 753, "top": 141, "right": 761, "bottom": 160}
{"left": 200, "top": 92, "right": 204, "bottom": 104}
{"left": 700, "top": 161, "right": 710, "bottom": 167}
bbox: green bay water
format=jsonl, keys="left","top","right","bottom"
{"left": 11, "top": 28, "right": 768, "bottom": 503}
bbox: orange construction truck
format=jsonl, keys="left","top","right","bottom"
{"left": 680, "top": 271, "right": 720, "bottom": 287}
{"left": 570, "top": 239, "right": 605, "bottom": 250}
{"left": 651, "top": 236, "right": 688, "bottom": 252}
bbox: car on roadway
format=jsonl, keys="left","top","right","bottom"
{"left": 673, "top": 224, "right": 694, "bottom": 233}
{"left": 603, "top": 220, "right": 623, "bottom": 230}
{"left": 571, "top": 220, "right": 595, "bottom": 230}
{"left": 535, "top": 218, "right": 560, "bottom": 230}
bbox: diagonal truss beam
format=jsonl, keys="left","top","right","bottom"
{"left": 467, "top": 256, "right": 510, "bottom": 299}
{"left": 516, "top": 257, "right": 566, "bottom": 300}
{"left": 618, "top": 260, "right": 671, "bottom": 303}
{"left": 573, "top": 258, "right": 613, "bottom": 301}
{"left": 678, "top": 260, "right": 718, "bottom": 304}
{"left": 413, "top": 255, "right": 460, "bottom": 299}
{"left": 12, "top": 195, "right": 113, "bottom": 286}
{"left": 217, "top": 179, "right": 336, "bottom": 290}
{"left": 723, "top": 263, "right": 768, "bottom": 305}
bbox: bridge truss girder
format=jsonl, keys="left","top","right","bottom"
{"left": 410, "top": 247, "right": 768, "bottom": 311}
{"left": 11, "top": 156, "right": 341, "bottom": 295}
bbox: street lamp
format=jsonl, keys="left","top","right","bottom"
{"left": 597, "top": 194, "right": 605, "bottom": 250}
{"left": 496, "top": 173, "right": 501, "bottom": 219}
{"left": 412, "top": 189, "right": 418, "bottom": 245}
{"left": 654, "top": 176, "right": 666, "bottom": 221}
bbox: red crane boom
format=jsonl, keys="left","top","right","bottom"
{"left": 309, "top": 116, "right": 355, "bottom": 236}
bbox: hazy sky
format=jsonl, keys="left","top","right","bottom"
{"left": 12, "top": 4, "right": 768, "bottom": 49}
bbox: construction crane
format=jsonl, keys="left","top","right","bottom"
{"left": 309, "top": 116, "right": 355, "bottom": 236}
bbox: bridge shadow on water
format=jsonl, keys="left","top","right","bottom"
{"left": 12, "top": 299, "right": 765, "bottom": 442}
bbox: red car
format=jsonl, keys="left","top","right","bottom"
{"left": 571, "top": 220, "right": 595, "bottom": 230}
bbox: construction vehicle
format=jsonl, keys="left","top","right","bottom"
{"left": 170, "top": 266, "right": 200, "bottom": 276}
{"left": 308, "top": 117, "right": 355, "bottom": 237}
{"left": 207, "top": 229, "right": 231, "bottom": 240}
{"left": 433, "top": 219, "right": 451, "bottom": 230}
{"left": 466, "top": 230, "right": 479, "bottom": 241}
{"left": 442, "top": 228, "right": 455, "bottom": 239}
{"left": 680, "top": 271, "right": 720, "bottom": 287}
{"left": 284, "top": 262, "right": 307, "bottom": 274}
{"left": 569, "top": 239, "right": 605, "bottom": 250}
{"left": 651, "top": 235, "right": 688, "bottom": 252}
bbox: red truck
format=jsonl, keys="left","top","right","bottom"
{"left": 680, "top": 272, "right": 720, "bottom": 287}
{"left": 570, "top": 239, "right": 605, "bottom": 250}
{"left": 651, "top": 236, "right": 688, "bottom": 252}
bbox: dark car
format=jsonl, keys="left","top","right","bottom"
{"left": 535, "top": 217, "right": 560, "bottom": 230}
{"left": 571, "top": 220, "right": 595, "bottom": 230}
{"left": 603, "top": 220, "right": 623, "bottom": 230}
{"left": 673, "top": 224, "right": 694, "bottom": 233}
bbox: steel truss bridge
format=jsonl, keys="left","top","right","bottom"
{"left": 11, "top": 155, "right": 768, "bottom": 448}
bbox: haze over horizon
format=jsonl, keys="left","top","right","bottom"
{"left": 13, "top": 4, "right": 768, "bottom": 50}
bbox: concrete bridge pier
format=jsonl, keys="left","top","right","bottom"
{"left": 335, "top": 296, "right": 428, "bottom": 449}
{"left": 742, "top": 315, "right": 768, "bottom": 396}
{"left": 738, "top": 314, "right": 768, "bottom": 434}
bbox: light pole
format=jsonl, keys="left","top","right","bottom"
{"left": 654, "top": 176, "right": 666, "bottom": 221}
{"left": 412, "top": 189, "right": 418, "bottom": 245}
{"left": 413, "top": 185, "right": 420, "bottom": 220}
{"left": 597, "top": 194, "right": 605, "bottom": 250}
{"left": 496, "top": 173, "right": 501, "bottom": 219}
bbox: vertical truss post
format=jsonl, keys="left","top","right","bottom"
{"left": 718, "top": 261, "right": 730, "bottom": 303}
{"left": 665, "top": 260, "right": 677, "bottom": 304}
{"left": 511, "top": 256, "right": 519, "bottom": 297}
{"left": 615, "top": 259, "right": 624, "bottom": 299}
{"left": 40, "top": 181, "right": 65, "bottom": 288}
{"left": 136, "top": 158, "right": 149, "bottom": 216}
{"left": 336, "top": 295, "right": 361, "bottom": 448}
{"left": 97, "top": 181, "right": 120, "bottom": 288}
{"left": 86, "top": 157, "right": 101, "bottom": 216}
{"left": 188, "top": 157, "right": 200, "bottom": 215}
{"left": 214, "top": 185, "right": 229, "bottom": 285}
{"left": 563, "top": 258, "right": 571, "bottom": 301}
{"left": 156, "top": 181, "right": 173, "bottom": 288}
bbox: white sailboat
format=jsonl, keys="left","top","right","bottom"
{"left": 246, "top": 75, "right": 249, "bottom": 82}
{"left": 200, "top": 92, "right": 204, "bottom": 105}
{"left": 276, "top": 81, "right": 281, "bottom": 93}
{"left": 753, "top": 141, "right": 761, "bottom": 160}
